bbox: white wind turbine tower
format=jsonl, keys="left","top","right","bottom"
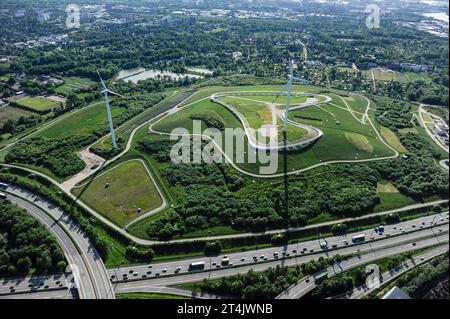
{"left": 97, "top": 71, "right": 122, "bottom": 149}
{"left": 272, "top": 58, "right": 310, "bottom": 223}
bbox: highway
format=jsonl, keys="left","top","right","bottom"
{"left": 347, "top": 245, "right": 448, "bottom": 299}
{"left": 114, "top": 232, "right": 449, "bottom": 298}
{"left": 2, "top": 162, "right": 446, "bottom": 246}
{"left": 2, "top": 187, "right": 115, "bottom": 299}
{"left": 108, "top": 212, "right": 449, "bottom": 283}
{"left": 275, "top": 235, "right": 449, "bottom": 299}
{"left": 1, "top": 202, "right": 447, "bottom": 298}
{"left": 0, "top": 289, "right": 72, "bottom": 300}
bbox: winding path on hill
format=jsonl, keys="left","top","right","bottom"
{"left": 149, "top": 91, "right": 399, "bottom": 179}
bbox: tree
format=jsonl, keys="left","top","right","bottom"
{"left": 95, "top": 237, "right": 109, "bottom": 260}
{"left": 57, "top": 261, "right": 67, "bottom": 272}
{"left": 204, "top": 241, "right": 222, "bottom": 256}
{"left": 17, "top": 257, "right": 32, "bottom": 273}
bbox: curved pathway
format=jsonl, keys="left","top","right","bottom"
{"left": 4, "top": 89, "right": 447, "bottom": 247}
{"left": 418, "top": 104, "right": 449, "bottom": 154}
{"left": 211, "top": 91, "right": 328, "bottom": 151}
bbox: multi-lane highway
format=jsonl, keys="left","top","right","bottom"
{"left": 114, "top": 232, "right": 448, "bottom": 298}
{"left": 347, "top": 245, "right": 448, "bottom": 299}
{"left": 2, "top": 187, "right": 114, "bottom": 299}
{"left": 108, "top": 212, "right": 449, "bottom": 283}
{"left": 276, "top": 239, "right": 448, "bottom": 299}
{"left": 1, "top": 183, "right": 448, "bottom": 299}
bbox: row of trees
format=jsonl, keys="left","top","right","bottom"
{"left": 198, "top": 255, "right": 342, "bottom": 299}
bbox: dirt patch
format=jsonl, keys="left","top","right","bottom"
{"left": 345, "top": 132, "right": 374, "bottom": 153}
{"left": 377, "top": 181, "right": 399, "bottom": 193}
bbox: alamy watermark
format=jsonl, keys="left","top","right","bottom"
{"left": 169, "top": 120, "right": 279, "bottom": 175}
{"left": 366, "top": 4, "right": 381, "bottom": 29}
{"left": 365, "top": 264, "right": 381, "bottom": 289}
{"left": 66, "top": 4, "right": 80, "bottom": 29}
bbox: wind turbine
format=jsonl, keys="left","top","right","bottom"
{"left": 97, "top": 71, "right": 122, "bottom": 149}
{"left": 272, "top": 59, "right": 310, "bottom": 224}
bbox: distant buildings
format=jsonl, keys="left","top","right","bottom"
{"left": 161, "top": 12, "right": 198, "bottom": 25}
{"left": 14, "top": 34, "right": 68, "bottom": 49}
{"left": 232, "top": 51, "right": 243, "bottom": 61}
{"left": 36, "top": 75, "right": 64, "bottom": 86}
{"left": 400, "top": 63, "right": 442, "bottom": 73}
{"left": 37, "top": 10, "right": 51, "bottom": 22}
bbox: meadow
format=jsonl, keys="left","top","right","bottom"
{"left": 37, "top": 101, "right": 125, "bottom": 139}
{"left": 72, "top": 160, "right": 163, "bottom": 227}
{"left": 16, "top": 97, "right": 58, "bottom": 112}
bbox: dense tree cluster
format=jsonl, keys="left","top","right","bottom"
{"left": 310, "top": 274, "right": 354, "bottom": 298}
{"left": 0, "top": 199, "right": 66, "bottom": 277}
{"left": 1, "top": 116, "right": 41, "bottom": 135}
{"left": 138, "top": 139, "right": 176, "bottom": 162}
{"left": 200, "top": 266, "right": 300, "bottom": 299}
{"left": 397, "top": 253, "right": 449, "bottom": 298}
{"left": 400, "top": 132, "right": 442, "bottom": 159}
{"left": 138, "top": 140, "right": 385, "bottom": 239}
{"left": 5, "top": 135, "right": 95, "bottom": 177}
{"left": 374, "top": 155, "right": 448, "bottom": 199}
{"left": 287, "top": 165, "right": 380, "bottom": 223}
{"left": 125, "top": 245, "right": 155, "bottom": 262}
{"left": 374, "top": 97, "right": 414, "bottom": 132}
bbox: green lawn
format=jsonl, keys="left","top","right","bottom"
{"left": 16, "top": 97, "right": 58, "bottom": 112}
{"left": 37, "top": 101, "right": 125, "bottom": 139}
{"left": 363, "top": 69, "right": 433, "bottom": 84}
{"left": 374, "top": 192, "right": 416, "bottom": 212}
{"left": 72, "top": 160, "right": 163, "bottom": 227}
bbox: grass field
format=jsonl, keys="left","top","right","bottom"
{"left": 0, "top": 106, "right": 35, "bottom": 127}
{"left": 55, "top": 77, "right": 95, "bottom": 95}
{"left": 16, "top": 97, "right": 58, "bottom": 112}
{"left": 37, "top": 101, "right": 125, "bottom": 139}
{"left": 380, "top": 127, "right": 407, "bottom": 153}
{"left": 72, "top": 160, "right": 163, "bottom": 227}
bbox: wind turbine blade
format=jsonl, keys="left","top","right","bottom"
{"left": 292, "top": 76, "right": 310, "bottom": 83}
{"left": 106, "top": 89, "right": 123, "bottom": 97}
{"left": 289, "top": 58, "right": 294, "bottom": 78}
{"left": 97, "top": 70, "right": 107, "bottom": 90}
{"left": 272, "top": 82, "right": 289, "bottom": 104}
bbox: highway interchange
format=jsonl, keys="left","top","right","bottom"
{"left": 1, "top": 187, "right": 114, "bottom": 299}
{"left": 0, "top": 185, "right": 448, "bottom": 299}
